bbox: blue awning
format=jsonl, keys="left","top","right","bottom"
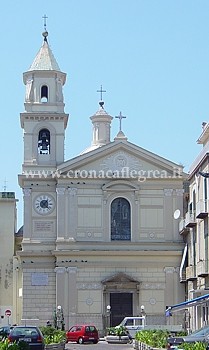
{"left": 166, "top": 293, "right": 209, "bottom": 313}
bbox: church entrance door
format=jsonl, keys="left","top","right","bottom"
{"left": 110, "top": 292, "right": 133, "bottom": 326}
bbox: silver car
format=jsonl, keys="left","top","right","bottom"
{"left": 167, "top": 325, "right": 209, "bottom": 349}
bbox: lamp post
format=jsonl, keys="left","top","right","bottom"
{"left": 140, "top": 305, "right": 146, "bottom": 318}
{"left": 106, "top": 305, "right": 111, "bottom": 329}
{"left": 54, "top": 305, "right": 65, "bottom": 330}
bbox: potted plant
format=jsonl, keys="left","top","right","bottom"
{"left": 106, "top": 326, "right": 131, "bottom": 344}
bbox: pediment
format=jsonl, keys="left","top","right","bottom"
{"left": 101, "top": 272, "right": 139, "bottom": 285}
{"left": 102, "top": 180, "right": 139, "bottom": 191}
{"left": 58, "top": 140, "right": 186, "bottom": 179}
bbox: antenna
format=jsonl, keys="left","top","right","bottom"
{"left": 174, "top": 209, "right": 181, "bottom": 220}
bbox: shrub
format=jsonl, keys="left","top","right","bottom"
{"left": 135, "top": 329, "right": 170, "bottom": 348}
{"left": 39, "top": 326, "right": 66, "bottom": 344}
{"left": 106, "top": 326, "right": 128, "bottom": 337}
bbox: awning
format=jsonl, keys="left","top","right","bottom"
{"left": 166, "top": 293, "right": 209, "bottom": 313}
{"left": 179, "top": 244, "right": 188, "bottom": 280}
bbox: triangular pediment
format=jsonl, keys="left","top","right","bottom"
{"left": 101, "top": 272, "right": 139, "bottom": 285}
{"left": 57, "top": 140, "right": 186, "bottom": 179}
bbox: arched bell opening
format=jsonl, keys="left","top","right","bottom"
{"left": 38, "top": 129, "right": 50, "bottom": 154}
{"left": 41, "top": 85, "right": 48, "bottom": 103}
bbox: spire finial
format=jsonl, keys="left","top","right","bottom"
{"left": 42, "top": 14, "right": 48, "bottom": 42}
{"left": 115, "top": 111, "right": 126, "bottom": 132}
{"left": 3, "top": 178, "right": 7, "bottom": 192}
{"left": 97, "top": 85, "right": 106, "bottom": 109}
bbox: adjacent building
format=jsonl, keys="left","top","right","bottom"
{"left": 0, "top": 191, "right": 18, "bottom": 326}
{"left": 176, "top": 122, "right": 209, "bottom": 331}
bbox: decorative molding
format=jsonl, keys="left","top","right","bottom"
{"left": 149, "top": 298, "right": 156, "bottom": 305}
{"left": 175, "top": 189, "right": 184, "bottom": 196}
{"left": 86, "top": 298, "right": 93, "bottom": 306}
{"left": 141, "top": 282, "right": 164, "bottom": 290}
{"left": 164, "top": 189, "right": 173, "bottom": 196}
{"left": 164, "top": 267, "right": 175, "bottom": 273}
{"left": 67, "top": 267, "right": 77, "bottom": 274}
{"left": 77, "top": 282, "right": 101, "bottom": 290}
{"left": 23, "top": 188, "right": 31, "bottom": 197}
{"left": 68, "top": 188, "right": 78, "bottom": 196}
{"left": 56, "top": 188, "right": 66, "bottom": 195}
{"left": 101, "top": 151, "right": 142, "bottom": 172}
{"left": 54, "top": 267, "right": 66, "bottom": 274}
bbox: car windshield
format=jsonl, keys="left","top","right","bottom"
{"left": 190, "top": 326, "right": 209, "bottom": 337}
{"left": 12, "top": 328, "right": 38, "bottom": 336}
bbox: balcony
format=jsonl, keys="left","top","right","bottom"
{"left": 197, "top": 260, "right": 209, "bottom": 277}
{"left": 179, "top": 218, "right": 189, "bottom": 234}
{"left": 185, "top": 211, "right": 196, "bottom": 227}
{"left": 180, "top": 269, "right": 186, "bottom": 283}
{"left": 196, "top": 200, "right": 208, "bottom": 219}
{"left": 186, "top": 266, "right": 196, "bottom": 280}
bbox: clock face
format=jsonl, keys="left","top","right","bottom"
{"left": 34, "top": 194, "right": 55, "bottom": 215}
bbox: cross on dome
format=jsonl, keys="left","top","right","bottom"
{"left": 97, "top": 85, "right": 106, "bottom": 109}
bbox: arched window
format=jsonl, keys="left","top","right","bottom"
{"left": 38, "top": 129, "right": 50, "bottom": 154}
{"left": 111, "top": 197, "right": 131, "bottom": 241}
{"left": 41, "top": 85, "right": 48, "bottom": 102}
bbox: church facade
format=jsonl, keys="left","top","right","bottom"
{"left": 16, "top": 29, "right": 186, "bottom": 332}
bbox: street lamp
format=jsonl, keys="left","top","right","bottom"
{"left": 106, "top": 305, "right": 111, "bottom": 329}
{"left": 141, "top": 305, "right": 146, "bottom": 317}
{"left": 54, "top": 305, "right": 65, "bottom": 330}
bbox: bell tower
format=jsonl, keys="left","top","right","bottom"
{"left": 20, "top": 29, "right": 69, "bottom": 173}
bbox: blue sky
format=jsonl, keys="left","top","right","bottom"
{"left": 1, "top": 0, "right": 209, "bottom": 228}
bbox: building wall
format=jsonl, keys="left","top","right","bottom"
{"left": 0, "top": 192, "right": 17, "bottom": 326}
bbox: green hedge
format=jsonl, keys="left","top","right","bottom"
{"left": 135, "top": 329, "right": 208, "bottom": 350}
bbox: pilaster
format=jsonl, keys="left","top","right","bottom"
{"left": 67, "top": 188, "right": 78, "bottom": 239}
{"left": 56, "top": 188, "right": 66, "bottom": 239}
{"left": 23, "top": 188, "right": 32, "bottom": 239}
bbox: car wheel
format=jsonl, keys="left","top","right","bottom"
{"left": 93, "top": 340, "right": 98, "bottom": 344}
{"left": 78, "top": 337, "right": 83, "bottom": 344}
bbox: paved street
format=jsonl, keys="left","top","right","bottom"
{"left": 66, "top": 340, "right": 133, "bottom": 349}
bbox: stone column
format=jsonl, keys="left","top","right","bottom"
{"left": 56, "top": 188, "right": 66, "bottom": 239}
{"left": 23, "top": 188, "right": 32, "bottom": 239}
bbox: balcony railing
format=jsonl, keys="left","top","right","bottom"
{"left": 185, "top": 211, "right": 196, "bottom": 227}
{"left": 197, "top": 260, "right": 209, "bottom": 277}
{"left": 186, "top": 265, "right": 196, "bottom": 280}
{"left": 179, "top": 218, "right": 190, "bottom": 235}
{"left": 196, "top": 200, "right": 208, "bottom": 219}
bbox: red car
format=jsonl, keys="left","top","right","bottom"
{"left": 66, "top": 324, "right": 99, "bottom": 344}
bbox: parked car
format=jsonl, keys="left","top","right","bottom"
{"left": 0, "top": 326, "right": 13, "bottom": 339}
{"left": 8, "top": 326, "right": 45, "bottom": 350}
{"left": 66, "top": 324, "right": 99, "bottom": 344}
{"left": 167, "top": 325, "right": 209, "bottom": 349}
{"left": 115, "top": 316, "right": 146, "bottom": 338}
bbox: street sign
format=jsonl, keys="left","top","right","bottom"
{"left": 5, "top": 309, "right": 11, "bottom": 316}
